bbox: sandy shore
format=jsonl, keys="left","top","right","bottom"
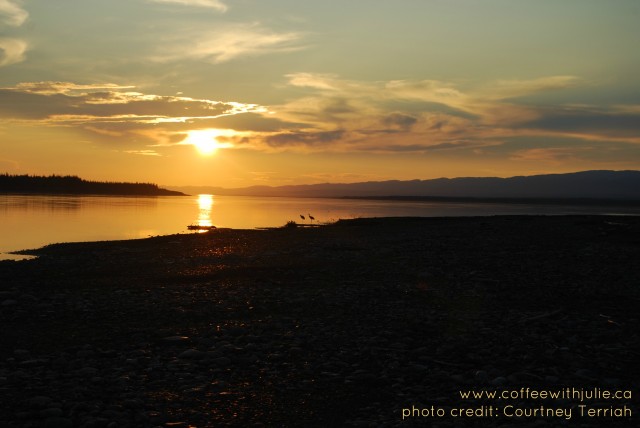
{"left": 1, "top": 216, "right": 638, "bottom": 427}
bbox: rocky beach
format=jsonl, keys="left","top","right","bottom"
{"left": 0, "top": 216, "right": 638, "bottom": 427}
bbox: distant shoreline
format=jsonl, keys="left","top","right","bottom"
{"left": 339, "top": 195, "right": 640, "bottom": 207}
{"left": 169, "top": 170, "right": 640, "bottom": 201}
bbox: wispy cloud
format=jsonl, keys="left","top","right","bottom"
{"left": 239, "top": 72, "right": 640, "bottom": 154}
{"left": 382, "top": 113, "right": 418, "bottom": 131}
{"left": 527, "top": 104, "right": 640, "bottom": 138}
{"left": 13, "top": 82, "right": 135, "bottom": 95}
{"left": 0, "top": 38, "right": 27, "bottom": 67}
{"left": 3, "top": 74, "right": 640, "bottom": 164}
{"left": 153, "top": 23, "right": 304, "bottom": 64}
{"left": 124, "top": 149, "right": 162, "bottom": 157}
{"left": 510, "top": 147, "right": 592, "bottom": 164}
{"left": 0, "top": 81, "right": 267, "bottom": 150}
{"left": 0, "top": 157, "right": 20, "bottom": 171}
{"left": 0, "top": 0, "right": 28, "bottom": 27}
{"left": 284, "top": 73, "right": 581, "bottom": 122}
{"left": 481, "top": 76, "right": 581, "bottom": 100}
{"left": 264, "top": 130, "right": 345, "bottom": 149}
{"left": 148, "top": 0, "right": 228, "bottom": 12}
{"left": 0, "top": 81, "right": 265, "bottom": 122}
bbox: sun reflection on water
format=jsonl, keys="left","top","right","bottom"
{"left": 197, "top": 194, "right": 214, "bottom": 231}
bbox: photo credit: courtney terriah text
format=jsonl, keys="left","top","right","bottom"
{"left": 402, "top": 388, "right": 634, "bottom": 422}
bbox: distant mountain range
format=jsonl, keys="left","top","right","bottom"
{"left": 170, "top": 170, "right": 640, "bottom": 201}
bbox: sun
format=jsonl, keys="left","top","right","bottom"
{"left": 184, "top": 129, "right": 233, "bottom": 156}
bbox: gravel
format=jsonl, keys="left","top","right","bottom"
{"left": 0, "top": 216, "right": 638, "bottom": 427}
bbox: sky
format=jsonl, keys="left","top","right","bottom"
{"left": 1, "top": 0, "right": 640, "bottom": 187}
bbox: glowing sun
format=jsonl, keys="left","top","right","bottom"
{"left": 184, "top": 129, "right": 233, "bottom": 156}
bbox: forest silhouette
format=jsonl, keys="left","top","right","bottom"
{"left": 0, "top": 174, "right": 185, "bottom": 196}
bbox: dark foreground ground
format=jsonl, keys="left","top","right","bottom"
{"left": 0, "top": 216, "right": 639, "bottom": 427}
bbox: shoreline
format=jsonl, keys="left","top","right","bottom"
{"left": 1, "top": 216, "right": 638, "bottom": 426}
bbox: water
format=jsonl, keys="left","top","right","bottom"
{"left": 1, "top": 194, "right": 639, "bottom": 260}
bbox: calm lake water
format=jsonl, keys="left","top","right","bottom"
{"left": 1, "top": 194, "right": 639, "bottom": 260}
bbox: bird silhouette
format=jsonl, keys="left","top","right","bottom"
{"left": 300, "top": 214, "right": 305, "bottom": 221}
{"left": 308, "top": 214, "right": 315, "bottom": 222}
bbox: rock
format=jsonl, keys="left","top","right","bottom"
{"left": 52, "top": 357, "right": 69, "bottom": 370}
{"left": 27, "top": 396, "right": 54, "bottom": 408}
{"left": 101, "top": 409, "right": 125, "bottom": 420}
{"left": 603, "top": 377, "right": 621, "bottom": 387}
{"left": 474, "top": 370, "right": 489, "bottom": 382}
{"left": 44, "top": 417, "right": 74, "bottom": 428}
{"left": 491, "top": 376, "right": 507, "bottom": 386}
{"left": 289, "top": 346, "right": 304, "bottom": 356}
{"left": 81, "top": 417, "right": 110, "bottom": 428}
{"left": 14, "top": 349, "right": 31, "bottom": 361}
{"left": 161, "top": 336, "right": 191, "bottom": 344}
{"left": 213, "top": 357, "right": 232, "bottom": 367}
{"left": 123, "top": 399, "right": 143, "bottom": 409}
{"left": 178, "top": 349, "right": 204, "bottom": 360}
{"left": 76, "top": 367, "right": 99, "bottom": 377}
{"left": 40, "top": 408, "right": 65, "bottom": 418}
{"left": 77, "top": 349, "right": 95, "bottom": 358}
{"left": 147, "top": 411, "right": 166, "bottom": 425}
{"left": 405, "top": 364, "right": 427, "bottom": 375}
{"left": 0, "top": 291, "right": 15, "bottom": 300}
{"left": 1, "top": 299, "right": 18, "bottom": 307}
{"left": 99, "top": 349, "right": 118, "bottom": 358}
{"left": 245, "top": 342, "right": 259, "bottom": 352}
{"left": 197, "top": 337, "right": 214, "bottom": 347}
{"left": 575, "top": 369, "right": 596, "bottom": 380}
{"left": 20, "top": 358, "right": 48, "bottom": 368}
{"left": 451, "top": 374, "right": 466, "bottom": 384}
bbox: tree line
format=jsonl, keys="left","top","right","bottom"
{"left": 0, "top": 174, "right": 185, "bottom": 196}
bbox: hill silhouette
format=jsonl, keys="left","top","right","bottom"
{"left": 171, "top": 170, "right": 640, "bottom": 202}
{"left": 0, "top": 174, "right": 186, "bottom": 196}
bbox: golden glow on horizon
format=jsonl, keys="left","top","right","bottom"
{"left": 184, "top": 129, "right": 234, "bottom": 156}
